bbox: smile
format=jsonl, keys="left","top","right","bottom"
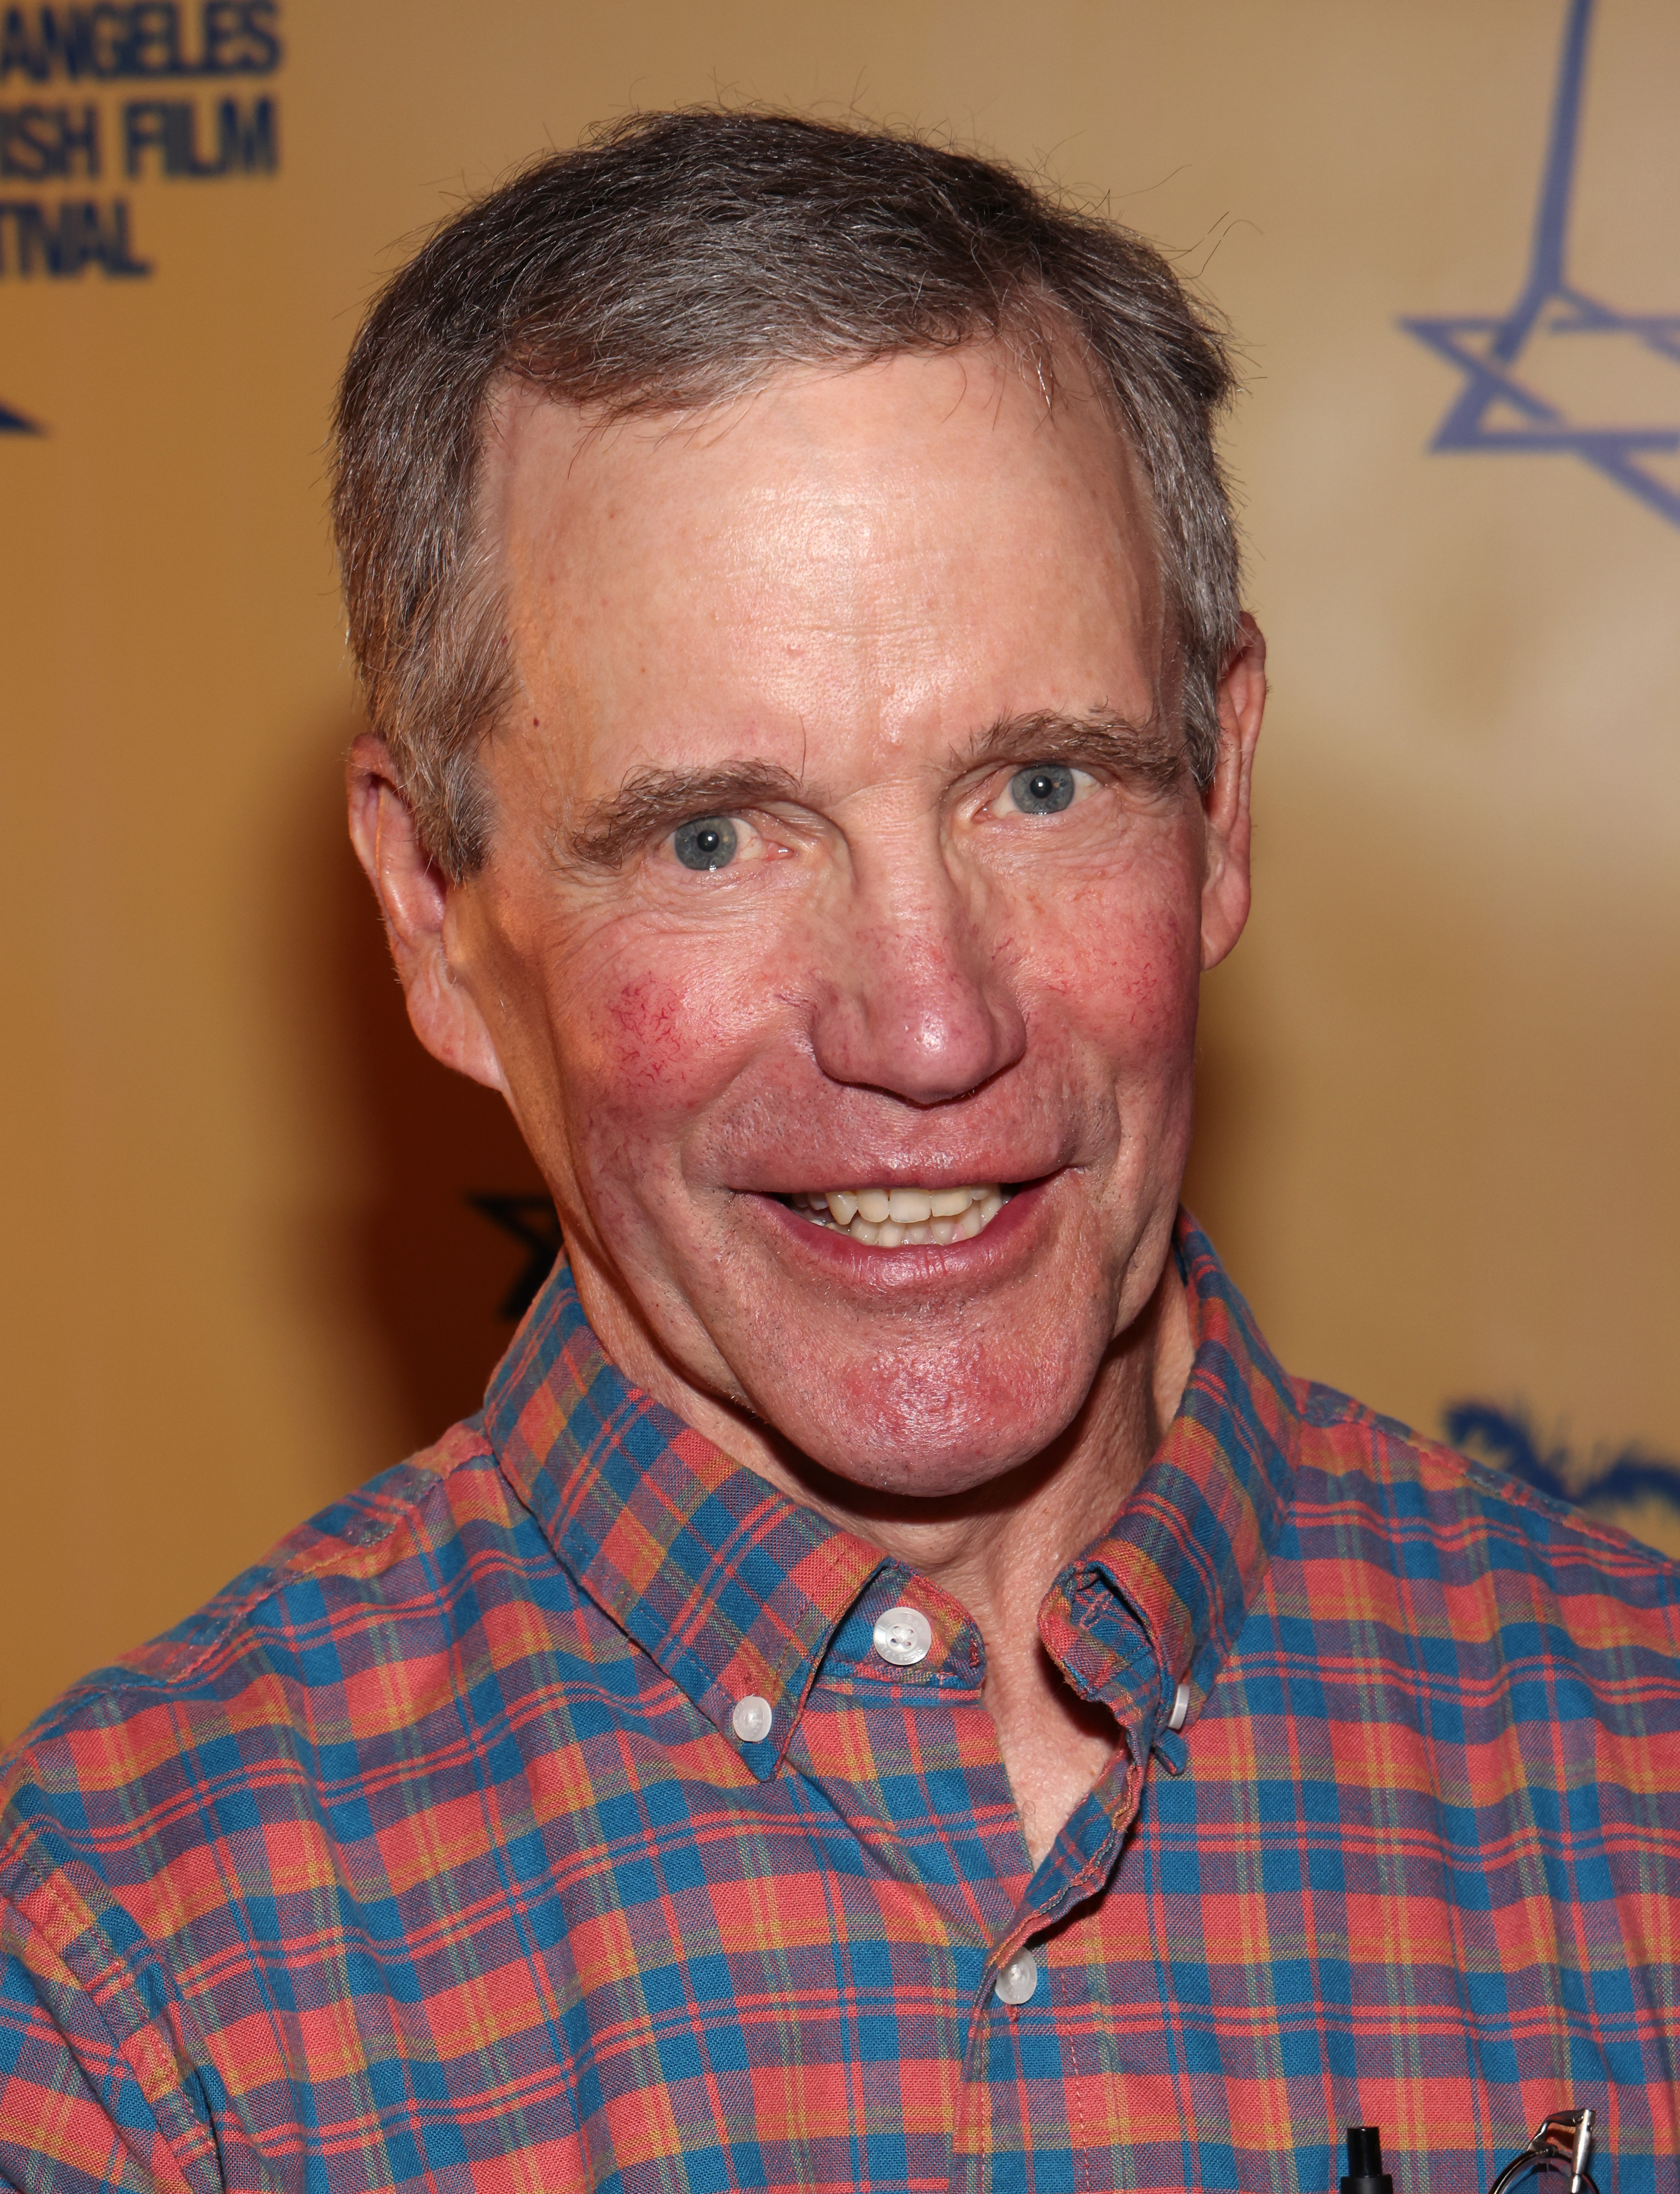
{"left": 780, "top": 1184, "right": 1010, "bottom": 1247}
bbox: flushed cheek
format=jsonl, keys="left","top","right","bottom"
{"left": 602, "top": 970, "right": 696, "bottom": 1093}
{"left": 553, "top": 954, "right": 783, "bottom": 1196}
{"left": 1032, "top": 895, "right": 1201, "bottom": 1071}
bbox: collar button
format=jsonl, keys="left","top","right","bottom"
{"left": 731, "top": 1694, "right": 774, "bottom": 1743}
{"left": 873, "top": 1605, "right": 934, "bottom": 1667}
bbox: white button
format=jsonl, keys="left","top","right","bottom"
{"left": 994, "top": 1949, "right": 1038, "bottom": 2006}
{"left": 1167, "top": 1680, "right": 1191, "bottom": 1733}
{"left": 873, "top": 1605, "right": 933, "bottom": 1667}
{"left": 731, "top": 1694, "right": 773, "bottom": 1743}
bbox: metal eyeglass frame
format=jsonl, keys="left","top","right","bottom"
{"left": 1487, "top": 2109, "right": 1598, "bottom": 2194}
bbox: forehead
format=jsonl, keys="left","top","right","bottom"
{"left": 479, "top": 346, "right": 1167, "bottom": 790}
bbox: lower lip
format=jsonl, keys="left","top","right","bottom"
{"left": 752, "top": 1180, "right": 1054, "bottom": 1288}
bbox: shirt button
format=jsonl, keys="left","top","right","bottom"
{"left": 731, "top": 1694, "right": 773, "bottom": 1743}
{"left": 873, "top": 1605, "right": 934, "bottom": 1667}
{"left": 994, "top": 1949, "right": 1038, "bottom": 2006}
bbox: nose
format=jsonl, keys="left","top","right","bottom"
{"left": 807, "top": 856, "right": 1027, "bottom": 1105}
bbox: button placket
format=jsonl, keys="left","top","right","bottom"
{"left": 993, "top": 1948, "right": 1038, "bottom": 2006}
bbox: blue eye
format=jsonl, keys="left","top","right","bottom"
{"left": 673, "top": 816, "right": 738, "bottom": 870}
{"left": 1009, "top": 764, "right": 1075, "bottom": 815}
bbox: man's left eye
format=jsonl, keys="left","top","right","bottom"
{"left": 672, "top": 815, "right": 740, "bottom": 869}
{"left": 1000, "top": 763, "right": 1084, "bottom": 816}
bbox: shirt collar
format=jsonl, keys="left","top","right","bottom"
{"left": 482, "top": 1212, "right": 1297, "bottom": 1775}
{"left": 1036, "top": 1215, "right": 1300, "bottom": 1758}
{"left": 482, "top": 1275, "right": 886, "bottom": 1774}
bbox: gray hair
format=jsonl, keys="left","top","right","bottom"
{"left": 332, "top": 109, "right": 1243, "bottom": 879}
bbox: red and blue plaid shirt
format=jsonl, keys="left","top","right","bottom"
{"left": 3, "top": 1216, "right": 1677, "bottom": 2192}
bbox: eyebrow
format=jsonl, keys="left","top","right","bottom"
{"left": 563, "top": 759, "right": 804, "bottom": 870}
{"left": 953, "top": 708, "right": 1186, "bottom": 795}
{"left": 560, "top": 707, "right": 1184, "bottom": 872}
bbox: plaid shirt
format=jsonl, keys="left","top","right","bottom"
{"left": 2, "top": 1216, "right": 1676, "bottom": 2194}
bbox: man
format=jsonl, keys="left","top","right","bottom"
{"left": 2, "top": 112, "right": 1675, "bottom": 2194}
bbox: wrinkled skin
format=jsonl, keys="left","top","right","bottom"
{"left": 350, "top": 346, "right": 1265, "bottom": 1856}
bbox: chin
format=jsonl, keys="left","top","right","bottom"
{"left": 741, "top": 1338, "right": 1105, "bottom": 1500}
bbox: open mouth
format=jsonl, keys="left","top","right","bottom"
{"left": 778, "top": 1183, "right": 1014, "bottom": 1248}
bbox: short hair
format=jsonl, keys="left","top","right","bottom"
{"left": 332, "top": 109, "right": 1242, "bottom": 879}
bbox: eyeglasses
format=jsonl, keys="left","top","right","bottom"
{"left": 1486, "top": 2110, "right": 1597, "bottom": 2194}
{"left": 1341, "top": 2109, "right": 1598, "bottom": 2194}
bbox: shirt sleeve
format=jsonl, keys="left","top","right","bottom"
{"left": 0, "top": 1893, "right": 205, "bottom": 2194}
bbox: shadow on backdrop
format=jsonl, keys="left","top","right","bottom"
{"left": 301, "top": 720, "right": 553, "bottom": 1457}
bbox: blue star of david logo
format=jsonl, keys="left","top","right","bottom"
{"left": 1401, "top": 0, "right": 1680, "bottom": 530}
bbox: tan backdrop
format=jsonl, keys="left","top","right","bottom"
{"left": 4, "top": 0, "right": 1677, "bottom": 1741}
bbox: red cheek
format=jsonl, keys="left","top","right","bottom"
{"left": 603, "top": 971, "right": 691, "bottom": 1090}
{"left": 1035, "top": 892, "right": 1196, "bottom": 1028}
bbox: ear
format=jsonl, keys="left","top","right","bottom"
{"left": 345, "top": 735, "right": 508, "bottom": 1092}
{"left": 1198, "top": 612, "right": 1266, "bottom": 971}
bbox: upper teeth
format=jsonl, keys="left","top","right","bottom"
{"left": 790, "top": 1184, "right": 1007, "bottom": 1247}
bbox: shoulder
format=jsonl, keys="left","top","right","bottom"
{"left": 0, "top": 1419, "right": 587, "bottom": 2176}
{"left": 1283, "top": 1376, "right": 1680, "bottom": 1659}
{"left": 0, "top": 1418, "right": 586, "bottom": 1888}
{"left": 7, "top": 1420, "right": 490, "bottom": 1747}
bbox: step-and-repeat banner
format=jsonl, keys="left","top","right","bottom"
{"left": 3, "top": 0, "right": 1677, "bottom": 1736}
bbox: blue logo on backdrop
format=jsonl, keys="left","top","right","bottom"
{"left": 1401, "top": 0, "right": 1680, "bottom": 530}
{"left": 1444, "top": 1401, "right": 1680, "bottom": 1539}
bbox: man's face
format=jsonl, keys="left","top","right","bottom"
{"left": 430, "top": 348, "right": 1257, "bottom": 1496}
